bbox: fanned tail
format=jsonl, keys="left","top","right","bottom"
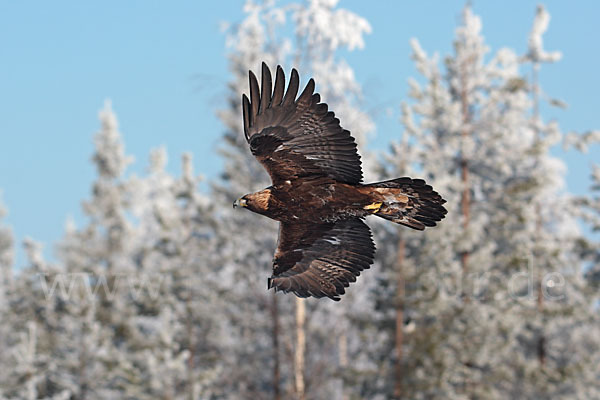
{"left": 367, "top": 177, "right": 447, "bottom": 230}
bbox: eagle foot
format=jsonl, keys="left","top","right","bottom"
{"left": 363, "top": 202, "right": 382, "bottom": 213}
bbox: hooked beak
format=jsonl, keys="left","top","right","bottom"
{"left": 233, "top": 197, "right": 247, "bottom": 209}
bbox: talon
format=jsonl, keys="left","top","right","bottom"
{"left": 364, "top": 202, "right": 382, "bottom": 212}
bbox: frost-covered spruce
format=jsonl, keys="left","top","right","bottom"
{"left": 367, "top": 5, "right": 600, "bottom": 399}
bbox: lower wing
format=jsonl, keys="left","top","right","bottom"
{"left": 269, "top": 218, "right": 375, "bottom": 301}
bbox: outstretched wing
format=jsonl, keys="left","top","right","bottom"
{"left": 268, "top": 218, "right": 375, "bottom": 301}
{"left": 242, "top": 62, "right": 363, "bottom": 185}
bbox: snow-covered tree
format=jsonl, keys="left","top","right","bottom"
{"left": 55, "top": 103, "right": 224, "bottom": 399}
{"left": 368, "top": 4, "right": 600, "bottom": 399}
{"left": 127, "top": 148, "right": 225, "bottom": 398}
{"left": 564, "top": 131, "right": 600, "bottom": 286}
{"left": 579, "top": 163, "right": 600, "bottom": 282}
{"left": 0, "top": 235, "right": 75, "bottom": 399}
{"left": 0, "top": 198, "right": 17, "bottom": 398}
{"left": 0, "top": 196, "right": 13, "bottom": 320}
{"left": 50, "top": 101, "right": 141, "bottom": 398}
{"left": 0, "top": 197, "right": 12, "bottom": 288}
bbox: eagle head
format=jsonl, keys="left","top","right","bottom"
{"left": 233, "top": 188, "right": 272, "bottom": 214}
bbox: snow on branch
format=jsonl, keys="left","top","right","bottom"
{"left": 526, "top": 4, "right": 562, "bottom": 63}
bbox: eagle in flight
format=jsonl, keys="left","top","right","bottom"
{"left": 234, "top": 63, "right": 447, "bottom": 301}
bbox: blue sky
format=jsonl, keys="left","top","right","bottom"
{"left": 1, "top": 0, "right": 598, "bottom": 265}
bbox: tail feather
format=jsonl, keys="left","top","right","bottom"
{"left": 367, "top": 177, "right": 447, "bottom": 230}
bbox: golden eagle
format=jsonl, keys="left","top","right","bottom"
{"left": 234, "top": 63, "right": 447, "bottom": 301}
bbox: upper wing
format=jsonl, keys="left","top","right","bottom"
{"left": 268, "top": 218, "right": 375, "bottom": 301}
{"left": 242, "top": 62, "right": 363, "bottom": 185}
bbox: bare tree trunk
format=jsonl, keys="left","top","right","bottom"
{"left": 458, "top": 54, "right": 474, "bottom": 397}
{"left": 339, "top": 333, "right": 348, "bottom": 367}
{"left": 272, "top": 292, "right": 281, "bottom": 400}
{"left": 78, "top": 317, "right": 88, "bottom": 400}
{"left": 536, "top": 271, "right": 546, "bottom": 366}
{"left": 394, "top": 235, "right": 406, "bottom": 399}
{"left": 460, "top": 78, "right": 471, "bottom": 301}
{"left": 295, "top": 297, "right": 306, "bottom": 400}
{"left": 339, "top": 331, "right": 348, "bottom": 400}
{"left": 532, "top": 63, "right": 546, "bottom": 367}
{"left": 186, "top": 298, "right": 195, "bottom": 400}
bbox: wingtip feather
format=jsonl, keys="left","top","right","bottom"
{"left": 298, "top": 78, "right": 315, "bottom": 104}
{"left": 242, "top": 94, "right": 251, "bottom": 140}
{"left": 260, "top": 62, "right": 272, "bottom": 113}
{"left": 272, "top": 65, "right": 285, "bottom": 106}
{"left": 249, "top": 70, "right": 260, "bottom": 118}
{"left": 283, "top": 68, "right": 300, "bottom": 105}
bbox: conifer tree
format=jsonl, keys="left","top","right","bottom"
{"left": 369, "top": 5, "right": 600, "bottom": 398}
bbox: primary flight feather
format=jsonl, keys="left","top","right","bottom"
{"left": 234, "top": 62, "right": 447, "bottom": 301}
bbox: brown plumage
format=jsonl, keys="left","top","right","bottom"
{"left": 234, "top": 62, "right": 447, "bottom": 301}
